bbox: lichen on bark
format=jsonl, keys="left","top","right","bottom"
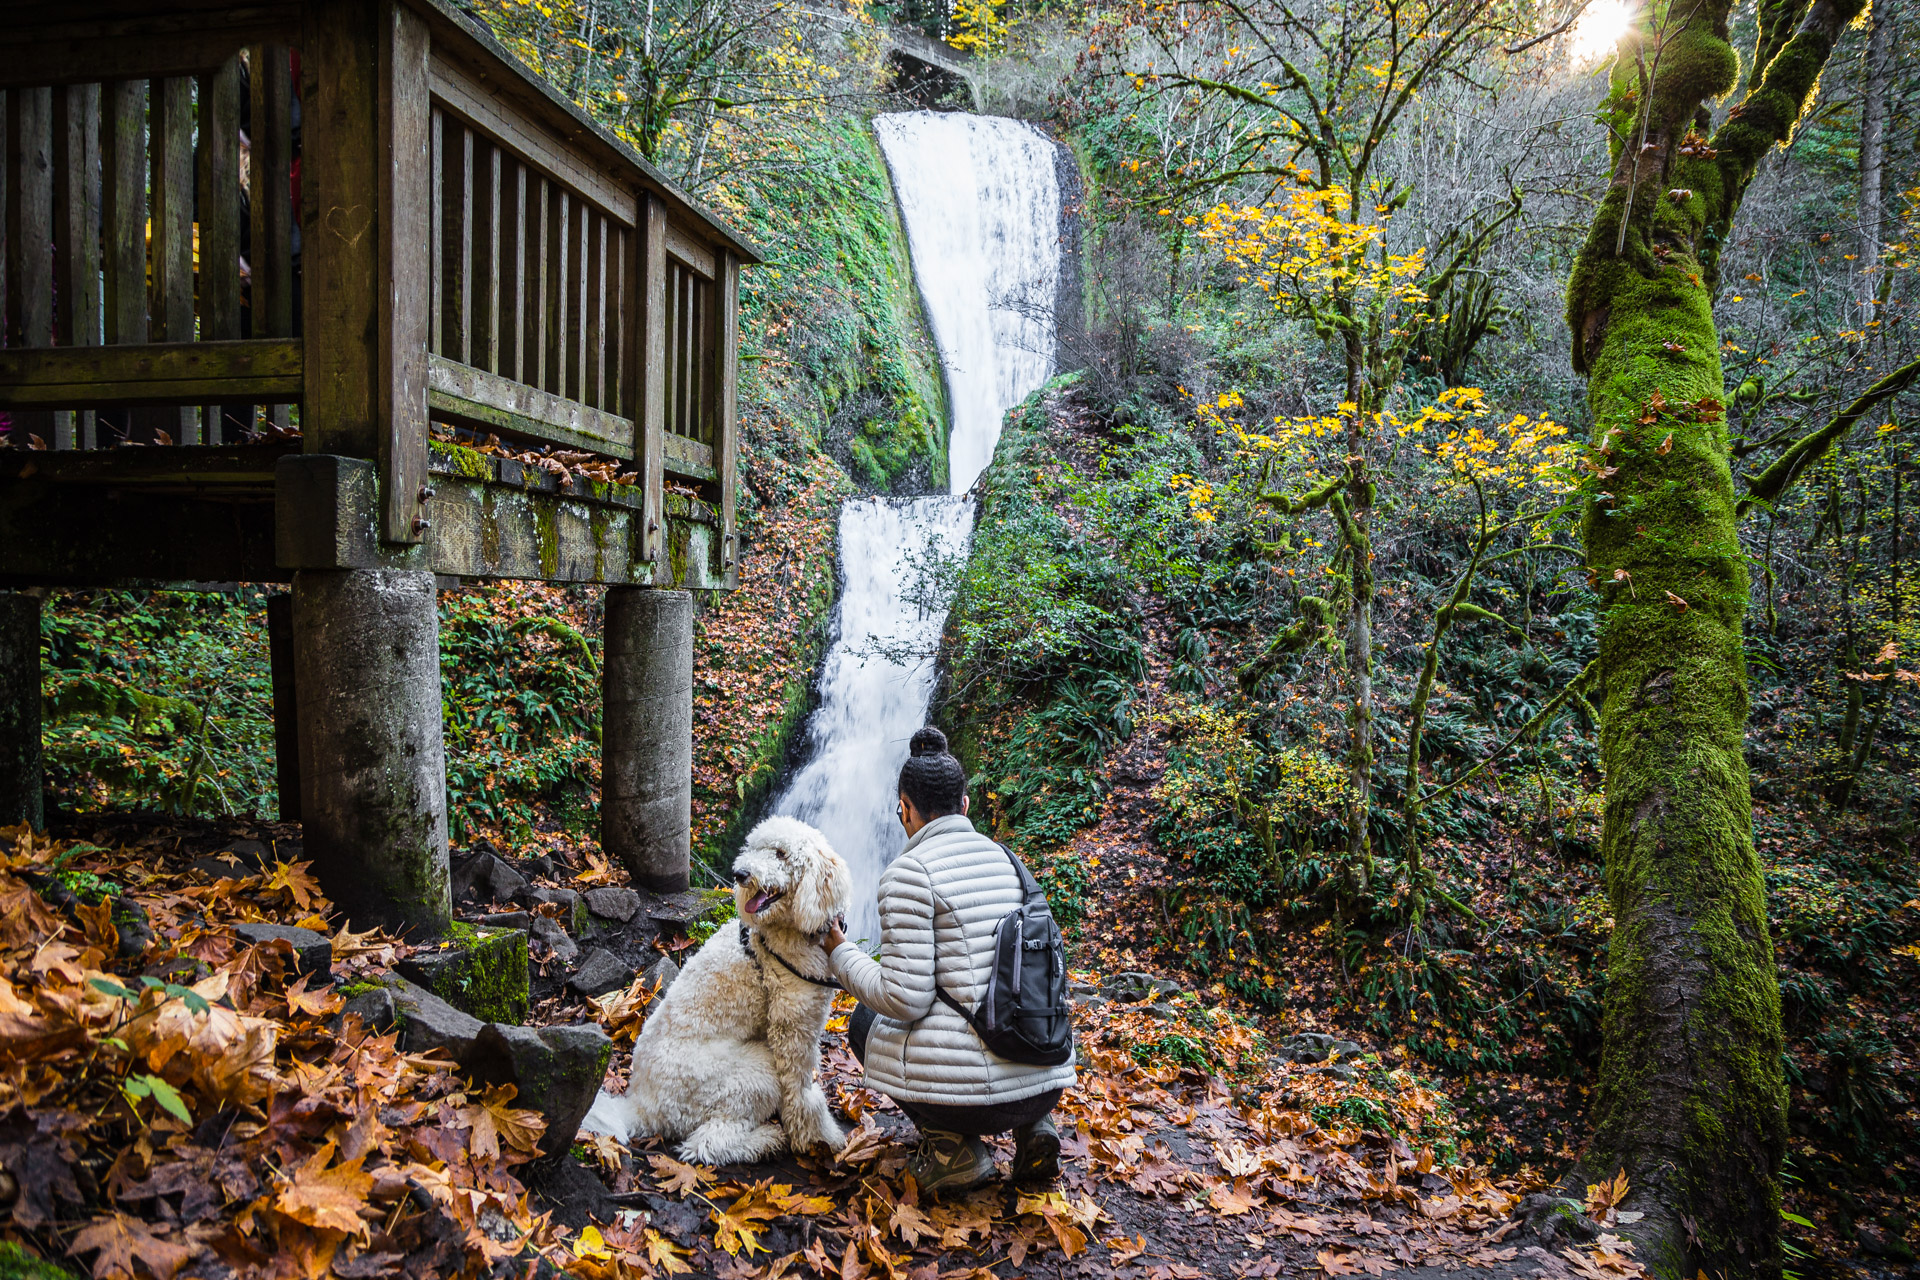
{"left": 1563, "top": 1, "right": 1864, "bottom": 1275}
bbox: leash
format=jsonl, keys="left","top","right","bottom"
{"left": 741, "top": 925, "right": 842, "bottom": 991}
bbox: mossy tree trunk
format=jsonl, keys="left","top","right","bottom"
{"left": 1564, "top": 1, "right": 1863, "bottom": 1273}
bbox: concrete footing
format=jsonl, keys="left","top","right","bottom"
{"left": 292, "top": 568, "right": 449, "bottom": 931}
{"left": 0, "top": 592, "right": 43, "bottom": 830}
{"left": 603, "top": 587, "right": 693, "bottom": 892}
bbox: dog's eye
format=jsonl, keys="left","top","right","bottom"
{"left": 775, "top": 847, "right": 789, "bottom": 861}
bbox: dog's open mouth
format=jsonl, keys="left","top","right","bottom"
{"left": 741, "top": 887, "right": 784, "bottom": 915}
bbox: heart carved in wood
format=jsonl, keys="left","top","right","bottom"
{"left": 324, "top": 204, "right": 373, "bottom": 248}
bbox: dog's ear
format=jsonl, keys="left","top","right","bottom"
{"left": 789, "top": 841, "right": 851, "bottom": 936}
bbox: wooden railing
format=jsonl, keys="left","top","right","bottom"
{"left": 0, "top": 49, "right": 302, "bottom": 448}
{"left": 1, "top": 0, "right": 749, "bottom": 582}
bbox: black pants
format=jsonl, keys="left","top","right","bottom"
{"left": 847, "top": 1004, "right": 1061, "bottom": 1139}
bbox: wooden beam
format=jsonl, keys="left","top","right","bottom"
{"left": 0, "top": 339, "right": 305, "bottom": 408}
{"left": 664, "top": 223, "right": 714, "bottom": 279}
{"left": 426, "top": 354, "right": 634, "bottom": 455}
{"left": 663, "top": 433, "right": 716, "bottom": 480}
{"left": 0, "top": 24, "right": 295, "bottom": 90}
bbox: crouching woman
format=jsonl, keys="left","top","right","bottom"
{"left": 822, "top": 727, "right": 1076, "bottom": 1195}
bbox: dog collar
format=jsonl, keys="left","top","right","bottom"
{"left": 741, "top": 926, "right": 842, "bottom": 990}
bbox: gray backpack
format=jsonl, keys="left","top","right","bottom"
{"left": 934, "top": 845, "right": 1074, "bottom": 1067}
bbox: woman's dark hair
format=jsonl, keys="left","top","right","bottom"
{"left": 898, "top": 726, "right": 966, "bottom": 818}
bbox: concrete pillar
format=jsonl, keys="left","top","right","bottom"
{"left": 292, "top": 569, "right": 449, "bottom": 932}
{"left": 0, "top": 593, "right": 44, "bottom": 830}
{"left": 604, "top": 587, "right": 693, "bottom": 892}
{"left": 266, "top": 592, "right": 301, "bottom": 823}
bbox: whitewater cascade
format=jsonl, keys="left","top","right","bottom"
{"left": 772, "top": 112, "right": 1062, "bottom": 940}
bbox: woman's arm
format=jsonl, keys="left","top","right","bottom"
{"left": 828, "top": 856, "right": 938, "bottom": 1023}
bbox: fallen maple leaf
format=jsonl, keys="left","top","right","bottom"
{"left": 274, "top": 1141, "right": 374, "bottom": 1240}
{"left": 69, "top": 1212, "right": 200, "bottom": 1280}
{"left": 649, "top": 1151, "right": 716, "bottom": 1193}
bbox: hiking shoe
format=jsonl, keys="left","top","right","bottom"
{"left": 908, "top": 1130, "right": 993, "bottom": 1196}
{"left": 1011, "top": 1116, "right": 1062, "bottom": 1185}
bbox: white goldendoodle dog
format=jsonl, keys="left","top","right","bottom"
{"left": 579, "top": 816, "right": 851, "bottom": 1163}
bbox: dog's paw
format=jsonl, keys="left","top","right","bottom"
{"left": 790, "top": 1107, "right": 847, "bottom": 1154}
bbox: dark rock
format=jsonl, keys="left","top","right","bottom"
{"left": 567, "top": 948, "right": 635, "bottom": 999}
{"left": 451, "top": 852, "right": 528, "bottom": 905}
{"left": 584, "top": 887, "right": 641, "bottom": 923}
{"left": 234, "top": 922, "right": 332, "bottom": 978}
{"left": 1516, "top": 1192, "right": 1600, "bottom": 1243}
{"left": 395, "top": 926, "right": 530, "bottom": 1023}
{"left": 386, "top": 978, "right": 484, "bottom": 1061}
{"left": 528, "top": 917, "right": 579, "bottom": 964}
{"left": 641, "top": 956, "right": 679, "bottom": 997}
{"left": 1275, "top": 1032, "right": 1370, "bottom": 1065}
{"left": 1100, "top": 971, "right": 1181, "bottom": 1004}
{"left": 520, "top": 855, "right": 556, "bottom": 879}
{"left": 516, "top": 886, "right": 587, "bottom": 935}
{"left": 527, "top": 1153, "right": 618, "bottom": 1230}
{"left": 340, "top": 985, "right": 397, "bottom": 1033}
{"left": 1142, "top": 1001, "right": 1182, "bottom": 1022}
{"left": 191, "top": 854, "right": 255, "bottom": 881}
{"left": 645, "top": 890, "right": 728, "bottom": 931}
{"left": 466, "top": 1023, "right": 613, "bottom": 1158}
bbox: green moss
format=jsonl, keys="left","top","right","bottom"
{"left": 409, "top": 925, "right": 530, "bottom": 1023}
{"left": 432, "top": 441, "right": 494, "bottom": 481}
{"left": 534, "top": 506, "right": 559, "bottom": 579}
{"left": 0, "top": 1243, "right": 81, "bottom": 1280}
{"left": 336, "top": 980, "right": 382, "bottom": 1000}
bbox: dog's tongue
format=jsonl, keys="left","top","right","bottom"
{"left": 744, "top": 890, "right": 773, "bottom": 915}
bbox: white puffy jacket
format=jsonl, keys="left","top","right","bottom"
{"left": 828, "top": 813, "right": 1078, "bottom": 1107}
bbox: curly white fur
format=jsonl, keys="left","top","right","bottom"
{"left": 579, "top": 816, "right": 852, "bottom": 1164}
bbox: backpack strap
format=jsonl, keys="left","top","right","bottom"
{"left": 931, "top": 842, "right": 1043, "bottom": 1029}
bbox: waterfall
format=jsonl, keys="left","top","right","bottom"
{"left": 772, "top": 112, "right": 1062, "bottom": 941}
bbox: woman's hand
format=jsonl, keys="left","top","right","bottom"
{"left": 822, "top": 916, "right": 846, "bottom": 952}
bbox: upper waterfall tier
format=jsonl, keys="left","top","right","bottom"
{"left": 873, "top": 111, "right": 1062, "bottom": 494}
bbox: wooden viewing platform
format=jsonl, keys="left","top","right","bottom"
{"left": 0, "top": 0, "right": 757, "bottom": 929}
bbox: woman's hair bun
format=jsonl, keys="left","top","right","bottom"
{"left": 909, "top": 726, "right": 949, "bottom": 757}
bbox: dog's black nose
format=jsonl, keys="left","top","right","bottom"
{"left": 730, "top": 867, "right": 750, "bottom": 884}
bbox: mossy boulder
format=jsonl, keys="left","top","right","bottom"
{"left": 394, "top": 924, "right": 529, "bottom": 1023}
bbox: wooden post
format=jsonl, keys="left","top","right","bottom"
{"left": 51, "top": 84, "right": 101, "bottom": 450}
{"left": 638, "top": 195, "right": 666, "bottom": 575}
{"left": 0, "top": 593, "right": 43, "bottom": 832}
{"left": 717, "top": 251, "right": 740, "bottom": 589}
{"left": 304, "top": 0, "right": 430, "bottom": 543}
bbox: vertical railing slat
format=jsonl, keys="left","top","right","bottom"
{"left": 150, "top": 76, "right": 197, "bottom": 442}
{"left": 52, "top": 83, "right": 102, "bottom": 449}
{"left": 249, "top": 45, "right": 294, "bottom": 432}
{"left": 498, "top": 158, "right": 524, "bottom": 383}
{"left": 429, "top": 105, "right": 442, "bottom": 356}
{"left": 443, "top": 118, "right": 470, "bottom": 365}
{"left": 584, "top": 211, "right": 604, "bottom": 411}
{"left": 610, "top": 224, "right": 628, "bottom": 424}
{"left": 525, "top": 175, "right": 547, "bottom": 391}
{"left": 474, "top": 140, "right": 499, "bottom": 373}
{"left": 4, "top": 88, "right": 55, "bottom": 444}
{"left": 544, "top": 184, "right": 567, "bottom": 396}
{"left": 102, "top": 80, "right": 147, "bottom": 353}
{"left": 198, "top": 58, "right": 242, "bottom": 442}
